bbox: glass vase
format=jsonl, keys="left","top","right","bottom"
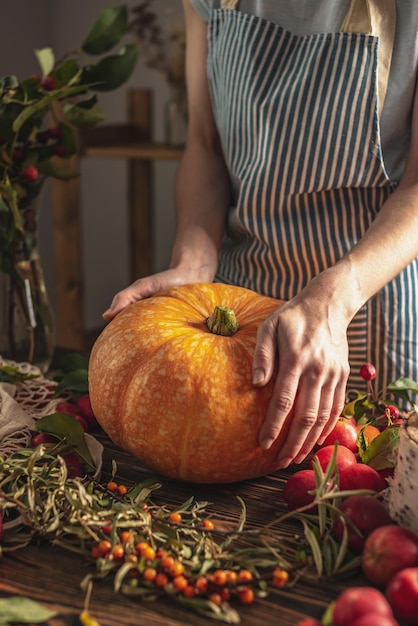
{"left": 0, "top": 220, "right": 55, "bottom": 374}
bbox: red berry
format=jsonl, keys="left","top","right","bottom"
{"left": 12, "top": 148, "right": 25, "bottom": 162}
{"left": 41, "top": 76, "right": 57, "bottom": 91}
{"left": 360, "top": 363, "right": 376, "bottom": 381}
{"left": 385, "top": 405, "right": 400, "bottom": 420}
{"left": 48, "top": 126, "right": 63, "bottom": 141}
{"left": 53, "top": 144, "right": 67, "bottom": 157}
{"left": 22, "top": 165, "right": 39, "bottom": 183}
{"left": 36, "top": 130, "right": 49, "bottom": 144}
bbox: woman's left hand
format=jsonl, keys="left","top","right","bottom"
{"left": 253, "top": 275, "right": 351, "bottom": 468}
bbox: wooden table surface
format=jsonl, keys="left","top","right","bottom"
{"left": 0, "top": 431, "right": 368, "bottom": 626}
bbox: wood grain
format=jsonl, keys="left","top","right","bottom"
{"left": 0, "top": 432, "right": 370, "bottom": 626}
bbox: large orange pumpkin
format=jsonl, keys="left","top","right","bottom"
{"left": 88, "top": 283, "right": 292, "bottom": 483}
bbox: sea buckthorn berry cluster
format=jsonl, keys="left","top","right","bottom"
{"left": 106, "top": 480, "right": 128, "bottom": 496}
{"left": 89, "top": 532, "right": 262, "bottom": 606}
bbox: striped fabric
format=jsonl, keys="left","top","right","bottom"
{"left": 208, "top": 9, "right": 418, "bottom": 393}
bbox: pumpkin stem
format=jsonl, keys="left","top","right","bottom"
{"left": 206, "top": 305, "right": 239, "bottom": 336}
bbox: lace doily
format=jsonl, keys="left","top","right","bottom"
{"left": 0, "top": 356, "right": 98, "bottom": 463}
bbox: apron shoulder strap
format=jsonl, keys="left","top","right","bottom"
{"left": 341, "top": 0, "right": 397, "bottom": 116}
{"left": 220, "top": 0, "right": 240, "bottom": 8}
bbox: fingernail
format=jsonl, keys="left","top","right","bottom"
{"left": 260, "top": 437, "right": 275, "bottom": 450}
{"left": 277, "top": 456, "right": 292, "bottom": 468}
{"left": 252, "top": 368, "right": 265, "bottom": 385}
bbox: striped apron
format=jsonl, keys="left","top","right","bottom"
{"left": 209, "top": 0, "right": 418, "bottom": 394}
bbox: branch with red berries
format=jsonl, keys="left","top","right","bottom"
{"left": 0, "top": 5, "right": 138, "bottom": 264}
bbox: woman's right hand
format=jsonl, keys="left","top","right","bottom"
{"left": 102, "top": 268, "right": 201, "bottom": 321}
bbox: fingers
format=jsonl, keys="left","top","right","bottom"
{"left": 252, "top": 317, "right": 278, "bottom": 386}
{"left": 102, "top": 271, "right": 186, "bottom": 321}
{"left": 264, "top": 366, "right": 348, "bottom": 469}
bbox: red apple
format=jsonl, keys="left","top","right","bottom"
{"left": 338, "top": 463, "right": 386, "bottom": 492}
{"left": 378, "top": 467, "right": 395, "bottom": 485}
{"left": 72, "top": 414, "right": 89, "bottom": 432}
{"left": 362, "top": 525, "right": 418, "bottom": 587}
{"left": 311, "top": 444, "right": 357, "bottom": 472}
{"left": 55, "top": 401, "right": 79, "bottom": 417}
{"left": 31, "top": 432, "right": 59, "bottom": 447}
{"left": 386, "top": 567, "right": 418, "bottom": 624}
{"left": 282, "top": 469, "right": 317, "bottom": 512}
{"left": 296, "top": 620, "right": 321, "bottom": 626}
{"left": 332, "top": 586, "right": 394, "bottom": 626}
{"left": 75, "top": 393, "right": 99, "bottom": 429}
{"left": 333, "top": 494, "right": 393, "bottom": 553}
{"left": 320, "top": 418, "right": 359, "bottom": 452}
{"left": 63, "top": 453, "right": 83, "bottom": 479}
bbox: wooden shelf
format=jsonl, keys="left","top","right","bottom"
{"left": 52, "top": 89, "right": 183, "bottom": 351}
{"left": 84, "top": 142, "right": 183, "bottom": 160}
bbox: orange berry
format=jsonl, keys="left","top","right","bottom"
{"left": 226, "top": 570, "right": 238, "bottom": 584}
{"left": 107, "top": 481, "right": 118, "bottom": 492}
{"left": 135, "top": 541, "right": 150, "bottom": 555}
{"left": 140, "top": 502, "right": 149, "bottom": 511}
{"left": 143, "top": 567, "right": 157, "bottom": 582}
{"left": 112, "top": 544, "right": 125, "bottom": 560}
{"left": 169, "top": 512, "right": 182, "bottom": 523}
{"left": 202, "top": 519, "right": 215, "bottom": 530}
{"left": 238, "top": 587, "right": 255, "bottom": 604}
{"left": 194, "top": 576, "right": 209, "bottom": 594}
{"left": 219, "top": 587, "right": 231, "bottom": 601}
{"left": 272, "top": 568, "right": 289, "bottom": 587}
{"left": 156, "top": 549, "right": 167, "bottom": 559}
{"left": 155, "top": 572, "right": 168, "bottom": 588}
{"left": 125, "top": 554, "right": 138, "bottom": 564}
{"left": 97, "top": 540, "right": 112, "bottom": 556}
{"left": 117, "top": 484, "right": 128, "bottom": 495}
{"left": 142, "top": 546, "right": 156, "bottom": 562}
{"left": 169, "top": 561, "right": 185, "bottom": 577}
{"left": 90, "top": 546, "right": 101, "bottom": 559}
{"left": 213, "top": 569, "right": 228, "bottom": 586}
{"left": 182, "top": 584, "right": 195, "bottom": 598}
{"left": 120, "top": 531, "right": 132, "bottom": 543}
{"left": 238, "top": 569, "right": 253, "bottom": 582}
{"left": 161, "top": 555, "right": 175, "bottom": 570}
{"left": 173, "top": 575, "right": 188, "bottom": 591}
{"left": 208, "top": 593, "right": 222, "bottom": 606}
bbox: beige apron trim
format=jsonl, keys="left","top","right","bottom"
{"left": 341, "top": 0, "right": 396, "bottom": 116}
{"left": 220, "top": 0, "right": 240, "bottom": 8}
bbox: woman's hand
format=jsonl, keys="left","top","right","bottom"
{"left": 102, "top": 268, "right": 200, "bottom": 320}
{"left": 253, "top": 275, "right": 351, "bottom": 468}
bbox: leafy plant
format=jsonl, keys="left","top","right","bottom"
{"left": 0, "top": 5, "right": 138, "bottom": 266}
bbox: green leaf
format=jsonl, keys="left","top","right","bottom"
{"left": 57, "top": 351, "right": 89, "bottom": 373}
{"left": 0, "top": 596, "right": 57, "bottom": 623}
{"left": 63, "top": 100, "right": 106, "bottom": 127}
{"left": 387, "top": 376, "right": 418, "bottom": 404}
{"left": 82, "top": 44, "right": 138, "bottom": 92}
{"left": 11, "top": 83, "right": 93, "bottom": 135}
{"left": 0, "top": 75, "right": 19, "bottom": 90}
{"left": 37, "top": 159, "right": 79, "bottom": 181}
{"left": 0, "top": 364, "right": 39, "bottom": 384}
{"left": 55, "top": 368, "right": 89, "bottom": 397}
{"left": 35, "top": 48, "right": 55, "bottom": 77}
{"left": 357, "top": 426, "right": 400, "bottom": 470}
{"left": 52, "top": 57, "right": 81, "bottom": 88}
{"left": 35, "top": 412, "right": 95, "bottom": 470}
{"left": 82, "top": 6, "right": 129, "bottom": 55}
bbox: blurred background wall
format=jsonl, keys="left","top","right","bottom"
{"left": 0, "top": 0, "right": 182, "bottom": 338}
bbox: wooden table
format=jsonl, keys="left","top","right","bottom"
{"left": 0, "top": 432, "right": 366, "bottom": 626}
